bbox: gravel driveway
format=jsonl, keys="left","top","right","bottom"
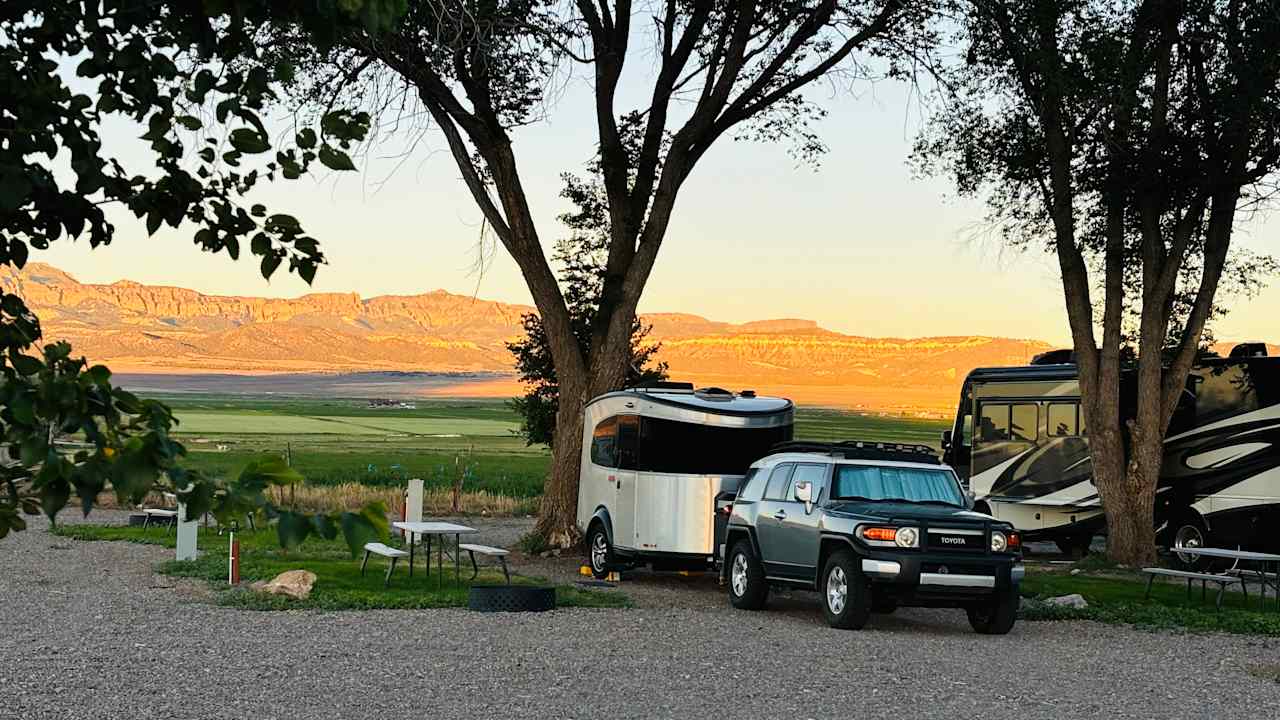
{"left": 3, "top": 516, "right": 1277, "bottom": 719}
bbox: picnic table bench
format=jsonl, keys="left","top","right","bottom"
{"left": 459, "top": 543, "right": 510, "bottom": 583}
{"left": 1141, "top": 567, "right": 1248, "bottom": 610}
{"left": 361, "top": 542, "right": 410, "bottom": 587}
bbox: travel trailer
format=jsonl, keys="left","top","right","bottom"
{"left": 577, "top": 383, "right": 794, "bottom": 578}
{"left": 941, "top": 345, "right": 1280, "bottom": 556}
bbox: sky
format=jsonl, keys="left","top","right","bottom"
{"left": 34, "top": 56, "right": 1280, "bottom": 347}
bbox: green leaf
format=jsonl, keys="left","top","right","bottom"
{"left": 311, "top": 513, "right": 338, "bottom": 541}
{"left": 260, "top": 254, "right": 283, "bottom": 279}
{"left": 41, "top": 478, "right": 71, "bottom": 522}
{"left": 176, "top": 115, "right": 203, "bottom": 131}
{"left": 277, "top": 510, "right": 312, "bottom": 549}
{"left": 229, "top": 128, "right": 270, "bottom": 154}
{"left": 318, "top": 144, "right": 356, "bottom": 171}
{"left": 296, "top": 128, "right": 317, "bottom": 150}
{"left": 11, "top": 353, "right": 42, "bottom": 376}
{"left": 238, "top": 455, "right": 304, "bottom": 487}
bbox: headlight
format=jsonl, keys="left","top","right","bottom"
{"left": 895, "top": 526, "right": 919, "bottom": 548}
{"left": 990, "top": 530, "right": 1008, "bottom": 552}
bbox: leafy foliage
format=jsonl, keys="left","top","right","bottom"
{"left": 507, "top": 173, "right": 668, "bottom": 447}
{"left": 0, "top": 1, "right": 405, "bottom": 546}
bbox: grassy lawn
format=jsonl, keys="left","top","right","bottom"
{"left": 1021, "top": 567, "right": 1280, "bottom": 636}
{"left": 53, "top": 524, "right": 629, "bottom": 611}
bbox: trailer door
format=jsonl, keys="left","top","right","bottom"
{"left": 613, "top": 415, "right": 640, "bottom": 550}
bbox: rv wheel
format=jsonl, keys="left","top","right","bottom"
{"left": 1170, "top": 513, "right": 1211, "bottom": 570}
{"left": 586, "top": 523, "right": 613, "bottom": 580}
{"left": 1054, "top": 533, "right": 1093, "bottom": 558}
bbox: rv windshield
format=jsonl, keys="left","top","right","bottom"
{"left": 831, "top": 466, "right": 965, "bottom": 506}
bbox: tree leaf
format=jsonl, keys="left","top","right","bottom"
{"left": 229, "top": 128, "right": 270, "bottom": 154}
{"left": 238, "top": 455, "right": 303, "bottom": 487}
{"left": 318, "top": 144, "right": 356, "bottom": 171}
{"left": 276, "top": 510, "right": 312, "bottom": 549}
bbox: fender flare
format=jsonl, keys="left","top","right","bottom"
{"left": 588, "top": 506, "right": 614, "bottom": 547}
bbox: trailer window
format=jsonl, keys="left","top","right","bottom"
{"left": 590, "top": 416, "right": 617, "bottom": 468}
{"left": 1047, "top": 403, "right": 1078, "bottom": 437}
{"left": 617, "top": 415, "right": 640, "bottom": 470}
{"left": 637, "top": 417, "right": 793, "bottom": 475}
{"left": 764, "top": 464, "right": 794, "bottom": 500}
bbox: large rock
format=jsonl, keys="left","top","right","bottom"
{"left": 1043, "top": 593, "right": 1088, "bottom": 609}
{"left": 251, "top": 570, "right": 317, "bottom": 600}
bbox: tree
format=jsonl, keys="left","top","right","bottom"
{"left": 915, "top": 0, "right": 1280, "bottom": 564}
{"left": 507, "top": 172, "right": 668, "bottom": 448}
{"left": 0, "top": 0, "right": 402, "bottom": 547}
{"left": 273, "top": 0, "right": 934, "bottom": 546}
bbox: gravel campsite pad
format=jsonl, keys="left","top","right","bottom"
{"left": 4, "top": 516, "right": 1278, "bottom": 719}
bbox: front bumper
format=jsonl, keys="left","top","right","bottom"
{"left": 859, "top": 549, "right": 1023, "bottom": 605}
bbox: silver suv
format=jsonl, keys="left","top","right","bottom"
{"left": 722, "top": 441, "right": 1024, "bottom": 634}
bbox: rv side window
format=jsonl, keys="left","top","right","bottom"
{"left": 1193, "top": 364, "right": 1260, "bottom": 425}
{"left": 1011, "top": 403, "right": 1039, "bottom": 442}
{"left": 764, "top": 464, "right": 794, "bottom": 500}
{"left": 616, "top": 415, "right": 640, "bottom": 470}
{"left": 590, "top": 416, "right": 618, "bottom": 468}
{"left": 1047, "top": 403, "right": 1078, "bottom": 437}
{"left": 978, "top": 404, "right": 1010, "bottom": 442}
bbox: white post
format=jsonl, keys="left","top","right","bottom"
{"left": 175, "top": 501, "right": 197, "bottom": 561}
{"left": 406, "top": 478, "right": 424, "bottom": 526}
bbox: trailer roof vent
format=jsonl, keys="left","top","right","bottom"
{"left": 694, "top": 387, "right": 735, "bottom": 401}
{"left": 1229, "top": 342, "right": 1268, "bottom": 358}
{"left": 739, "top": 390, "right": 757, "bottom": 398}
{"left": 1031, "top": 349, "right": 1075, "bottom": 365}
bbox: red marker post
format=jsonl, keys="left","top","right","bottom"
{"left": 228, "top": 531, "right": 240, "bottom": 585}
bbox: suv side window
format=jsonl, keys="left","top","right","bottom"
{"left": 737, "top": 467, "right": 767, "bottom": 502}
{"left": 590, "top": 416, "right": 617, "bottom": 468}
{"left": 788, "top": 463, "right": 828, "bottom": 501}
{"left": 763, "top": 463, "right": 794, "bottom": 500}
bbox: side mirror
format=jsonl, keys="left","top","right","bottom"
{"left": 941, "top": 430, "right": 952, "bottom": 451}
{"left": 794, "top": 480, "right": 814, "bottom": 513}
{"left": 965, "top": 490, "right": 977, "bottom": 510}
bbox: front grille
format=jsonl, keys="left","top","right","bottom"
{"left": 926, "top": 528, "right": 985, "bottom": 552}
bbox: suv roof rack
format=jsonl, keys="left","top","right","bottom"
{"left": 769, "top": 440, "right": 941, "bottom": 465}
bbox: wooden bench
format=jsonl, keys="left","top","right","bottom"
{"left": 1142, "top": 567, "right": 1247, "bottom": 610}
{"left": 459, "top": 543, "right": 510, "bottom": 584}
{"left": 361, "top": 542, "right": 410, "bottom": 587}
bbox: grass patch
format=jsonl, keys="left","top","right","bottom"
{"left": 1021, "top": 568, "right": 1280, "bottom": 636}
{"left": 54, "top": 524, "right": 628, "bottom": 611}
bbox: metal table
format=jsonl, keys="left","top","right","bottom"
{"left": 1171, "top": 546, "right": 1280, "bottom": 610}
{"left": 392, "top": 521, "right": 479, "bottom": 586}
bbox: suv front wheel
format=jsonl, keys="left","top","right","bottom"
{"left": 966, "top": 586, "right": 1019, "bottom": 635}
{"left": 727, "top": 540, "right": 768, "bottom": 610}
{"left": 822, "top": 550, "right": 871, "bottom": 630}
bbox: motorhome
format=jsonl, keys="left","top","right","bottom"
{"left": 941, "top": 344, "right": 1280, "bottom": 556}
{"left": 577, "top": 383, "right": 794, "bottom": 578}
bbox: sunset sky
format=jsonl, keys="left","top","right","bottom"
{"left": 36, "top": 68, "right": 1279, "bottom": 347}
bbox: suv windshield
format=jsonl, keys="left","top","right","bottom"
{"left": 831, "top": 465, "right": 965, "bottom": 506}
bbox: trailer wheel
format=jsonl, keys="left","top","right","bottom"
{"left": 727, "top": 540, "right": 768, "bottom": 610}
{"left": 822, "top": 550, "right": 871, "bottom": 630}
{"left": 586, "top": 522, "right": 613, "bottom": 580}
{"left": 1054, "top": 533, "right": 1093, "bottom": 558}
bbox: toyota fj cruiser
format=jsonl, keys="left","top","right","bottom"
{"left": 722, "top": 441, "right": 1024, "bottom": 634}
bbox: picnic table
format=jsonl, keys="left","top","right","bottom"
{"left": 1169, "top": 546, "right": 1280, "bottom": 611}
{"left": 392, "top": 521, "right": 479, "bottom": 586}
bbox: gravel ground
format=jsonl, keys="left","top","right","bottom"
{"left": 4, "top": 516, "right": 1278, "bottom": 719}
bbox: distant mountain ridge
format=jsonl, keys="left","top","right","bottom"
{"left": 2, "top": 262, "right": 1072, "bottom": 411}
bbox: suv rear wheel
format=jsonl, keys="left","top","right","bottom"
{"left": 727, "top": 540, "right": 768, "bottom": 610}
{"left": 822, "top": 550, "right": 871, "bottom": 630}
{"left": 966, "top": 586, "right": 1019, "bottom": 635}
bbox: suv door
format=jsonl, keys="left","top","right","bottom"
{"left": 767, "top": 463, "right": 829, "bottom": 584}
{"left": 754, "top": 463, "right": 794, "bottom": 577}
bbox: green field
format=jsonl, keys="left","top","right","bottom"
{"left": 154, "top": 393, "right": 949, "bottom": 499}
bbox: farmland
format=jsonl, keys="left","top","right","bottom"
{"left": 154, "top": 393, "right": 950, "bottom": 501}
